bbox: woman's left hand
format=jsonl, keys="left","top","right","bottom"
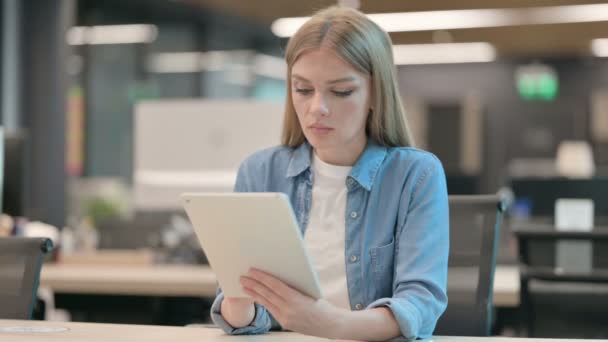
{"left": 240, "top": 268, "right": 344, "bottom": 339}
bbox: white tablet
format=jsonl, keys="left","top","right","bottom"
{"left": 181, "top": 192, "right": 322, "bottom": 299}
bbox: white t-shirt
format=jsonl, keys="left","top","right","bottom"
{"left": 304, "top": 153, "right": 352, "bottom": 310}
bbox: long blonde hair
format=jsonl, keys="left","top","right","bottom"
{"left": 281, "top": 6, "right": 415, "bottom": 148}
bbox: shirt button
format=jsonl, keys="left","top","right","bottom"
{"left": 350, "top": 255, "right": 358, "bottom": 263}
{"left": 347, "top": 178, "right": 354, "bottom": 186}
{"left": 355, "top": 303, "right": 363, "bottom": 310}
{"left": 350, "top": 211, "right": 358, "bottom": 219}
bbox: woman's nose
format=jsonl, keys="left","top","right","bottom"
{"left": 310, "top": 93, "right": 329, "bottom": 117}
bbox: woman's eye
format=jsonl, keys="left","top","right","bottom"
{"left": 332, "top": 90, "right": 353, "bottom": 97}
{"left": 295, "top": 88, "right": 313, "bottom": 95}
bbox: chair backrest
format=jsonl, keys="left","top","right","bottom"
{"left": 0, "top": 237, "right": 53, "bottom": 319}
{"left": 435, "top": 194, "right": 506, "bottom": 336}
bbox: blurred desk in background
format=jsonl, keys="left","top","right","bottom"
{"left": 40, "top": 264, "right": 519, "bottom": 307}
{"left": 39, "top": 264, "right": 218, "bottom": 325}
{"left": 40, "top": 264, "right": 217, "bottom": 297}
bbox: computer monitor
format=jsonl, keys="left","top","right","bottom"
{"left": 133, "top": 100, "right": 283, "bottom": 210}
{"left": 509, "top": 177, "right": 608, "bottom": 219}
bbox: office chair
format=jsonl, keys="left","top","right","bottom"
{"left": 0, "top": 237, "right": 53, "bottom": 319}
{"left": 434, "top": 194, "right": 506, "bottom": 336}
{"left": 515, "top": 225, "right": 608, "bottom": 338}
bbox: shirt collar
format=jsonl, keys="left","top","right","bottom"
{"left": 286, "top": 141, "right": 312, "bottom": 178}
{"left": 286, "top": 139, "right": 388, "bottom": 191}
{"left": 349, "top": 139, "right": 387, "bottom": 191}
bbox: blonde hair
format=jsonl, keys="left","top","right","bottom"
{"left": 281, "top": 6, "right": 415, "bottom": 148}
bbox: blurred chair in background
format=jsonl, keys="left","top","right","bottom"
{"left": 434, "top": 194, "right": 507, "bottom": 336}
{"left": 96, "top": 210, "right": 206, "bottom": 265}
{"left": 0, "top": 237, "right": 53, "bottom": 319}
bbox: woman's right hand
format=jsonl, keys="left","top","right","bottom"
{"left": 220, "top": 297, "right": 256, "bottom": 328}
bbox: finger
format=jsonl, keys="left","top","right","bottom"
{"left": 242, "top": 286, "right": 282, "bottom": 318}
{"left": 248, "top": 269, "right": 300, "bottom": 299}
{"left": 241, "top": 276, "right": 287, "bottom": 308}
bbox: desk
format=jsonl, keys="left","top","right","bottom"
{"left": 0, "top": 319, "right": 590, "bottom": 342}
{"left": 40, "top": 264, "right": 520, "bottom": 307}
{"left": 40, "top": 264, "right": 217, "bottom": 297}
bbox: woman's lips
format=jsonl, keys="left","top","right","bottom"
{"left": 309, "top": 125, "right": 334, "bottom": 135}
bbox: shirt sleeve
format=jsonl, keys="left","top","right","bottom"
{"left": 210, "top": 290, "right": 273, "bottom": 334}
{"left": 367, "top": 155, "right": 449, "bottom": 340}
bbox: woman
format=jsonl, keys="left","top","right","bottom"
{"left": 210, "top": 6, "right": 449, "bottom": 341}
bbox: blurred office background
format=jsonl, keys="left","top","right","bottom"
{"left": 2, "top": 0, "right": 608, "bottom": 338}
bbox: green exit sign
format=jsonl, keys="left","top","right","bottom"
{"left": 515, "top": 64, "right": 559, "bottom": 101}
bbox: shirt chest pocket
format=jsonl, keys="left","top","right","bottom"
{"left": 369, "top": 238, "right": 395, "bottom": 298}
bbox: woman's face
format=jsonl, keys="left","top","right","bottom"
{"left": 290, "top": 48, "right": 372, "bottom": 165}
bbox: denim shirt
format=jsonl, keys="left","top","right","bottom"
{"left": 210, "top": 139, "right": 449, "bottom": 340}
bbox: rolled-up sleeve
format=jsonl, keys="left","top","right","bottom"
{"left": 210, "top": 291, "right": 273, "bottom": 334}
{"left": 367, "top": 156, "right": 449, "bottom": 340}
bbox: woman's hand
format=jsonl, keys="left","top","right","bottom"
{"left": 240, "top": 268, "right": 345, "bottom": 339}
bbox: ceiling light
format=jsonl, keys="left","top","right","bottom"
{"left": 147, "top": 52, "right": 202, "bottom": 73}
{"left": 146, "top": 51, "right": 286, "bottom": 80}
{"left": 392, "top": 42, "right": 496, "bottom": 65}
{"left": 271, "top": 4, "right": 608, "bottom": 37}
{"left": 67, "top": 24, "right": 158, "bottom": 45}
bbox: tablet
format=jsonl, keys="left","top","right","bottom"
{"left": 181, "top": 192, "right": 322, "bottom": 299}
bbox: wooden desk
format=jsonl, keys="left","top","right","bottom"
{"left": 40, "top": 264, "right": 217, "bottom": 297}
{"left": 0, "top": 319, "right": 589, "bottom": 342}
{"left": 40, "top": 264, "right": 519, "bottom": 307}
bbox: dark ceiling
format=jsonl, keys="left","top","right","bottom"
{"left": 181, "top": 0, "right": 608, "bottom": 58}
